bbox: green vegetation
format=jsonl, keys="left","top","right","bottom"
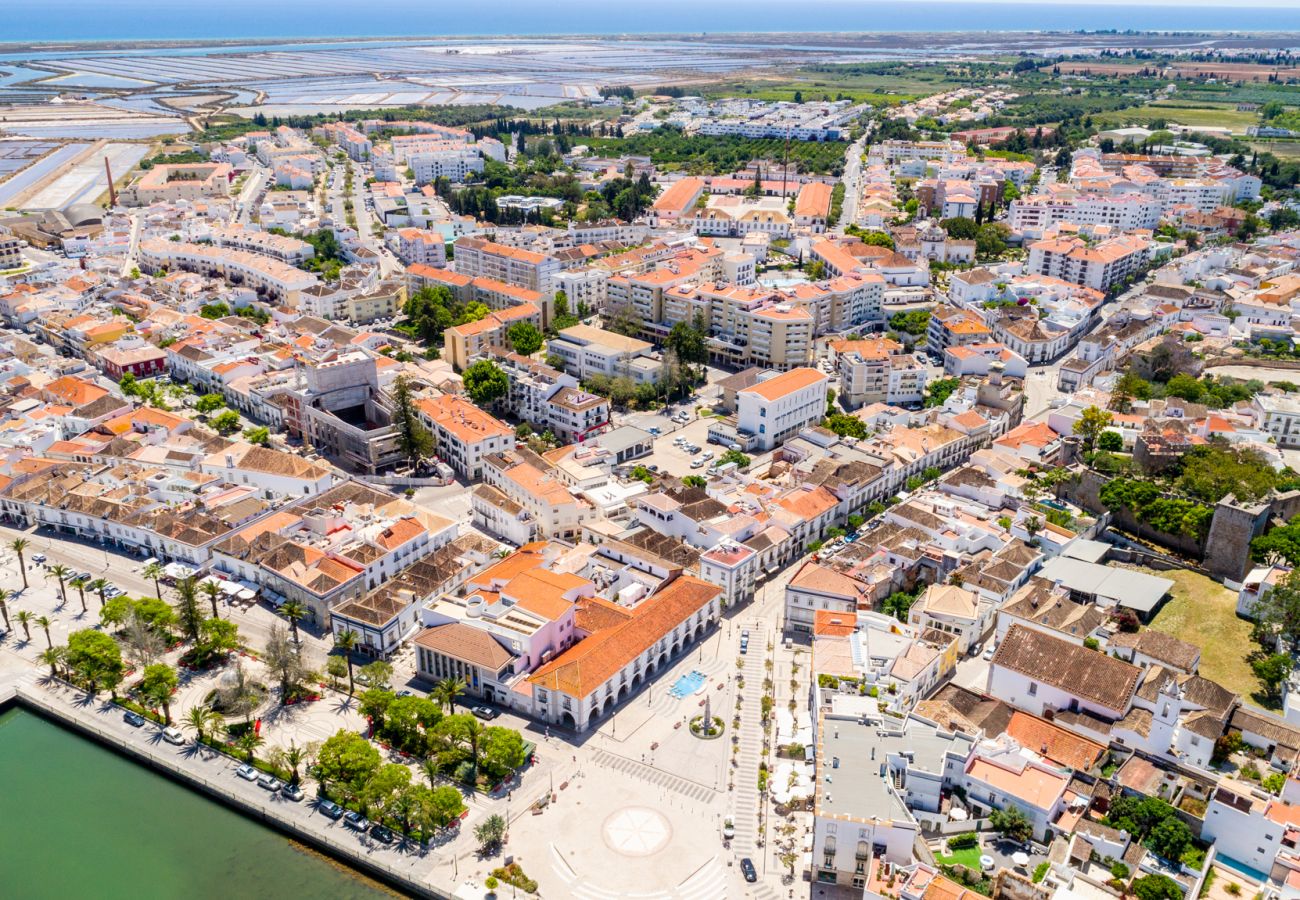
{"left": 1146, "top": 567, "right": 1274, "bottom": 709}
{"left": 719, "top": 449, "right": 751, "bottom": 469}
{"left": 881, "top": 585, "right": 922, "bottom": 622}
{"left": 888, "top": 309, "right": 930, "bottom": 336}
{"left": 507, "top": 321, "right": 543, "bottom": 357}
{"left": 1032, "top": 862, "right": 1050, "bottom": 884}
{"left": 399, "top": 284, "right": 491, "bottom": 346}
{"left": 823, "top": 413, "right": 868, "bottom": 439}
{"left": 989, "top": 805, "right": 1033, "bottom": 842}
{"left": 936, "top": 846, "right": 984, "bottom": 870}
{"left": 583, "top": 127, "right": 848, "bottom": 176}
{"left": 925, "top": 377, "right": 961, "bottom": 408}
{"left": 391, "top": 374, "right": 434, "bottom": 465}
{"left": 1099, "top": 478, "right": 1212, "bottom": 539}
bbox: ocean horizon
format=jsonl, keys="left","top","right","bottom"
{"left": 3, "top": 1, "right": 1300, "bottom": 45}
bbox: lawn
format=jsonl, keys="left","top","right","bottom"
{"left": 1137, "top": 566, "right": 1275, "bottom": 710}
{"left": 1251, "top": 140, "right": 1300, "bottom": 160}
{"left": 935, "top": 847, "right": 983, "bottom": 869}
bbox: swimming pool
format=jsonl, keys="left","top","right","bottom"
{"left": 669, "top": 670, "right": 707, "bottom": 699}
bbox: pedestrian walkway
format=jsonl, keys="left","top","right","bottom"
{"left": 589, "top": 748, "right": 719, "bottom": 804}
{"left": 730, "top": 617, "right": 768, "bottom": 864}
{"left": 548, "top": 844, "right": 729, "bottom": 900}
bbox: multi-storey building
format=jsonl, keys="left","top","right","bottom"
{"left": 736, "top": 367, "right": 829, "bottom": 450}
{"left": 453, "top": 236, "right": 560, "bottom": 298}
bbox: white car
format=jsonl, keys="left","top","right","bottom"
{"left": 161, "top": 726, "right": 186, "bottom": 746}
{"left": 690, "top": 458, "right": 706, "bottom": 469}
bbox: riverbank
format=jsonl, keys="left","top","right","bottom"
{"left": 0, "top": 672, "right": 455, "bottom": 900}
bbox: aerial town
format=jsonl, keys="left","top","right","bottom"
{"left": 5, "top": 21, "right": 1300, "bottom": 900}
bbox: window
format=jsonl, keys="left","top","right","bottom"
{"left": 1027, "top": 682, "right": 1038, "bottom": 696}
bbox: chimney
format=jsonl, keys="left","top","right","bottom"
{"left": 105, "top": 156, "right": 117, "bottom": 208}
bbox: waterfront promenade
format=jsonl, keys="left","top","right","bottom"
{"left": 0, "top": 667, "right": 465, "bottom": 900}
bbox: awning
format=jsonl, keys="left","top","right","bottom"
{"left": 164, "top": 562, "right": 196, "bottom": 579}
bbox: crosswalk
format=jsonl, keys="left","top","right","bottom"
{"left": 589, "top": 748, "right": 719, "bottom": 803}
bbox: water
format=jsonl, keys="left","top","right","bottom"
{"left": 1, "top": 1, "right": 1298, "bottom": 43}
{"left": 0, "top": 707, "right": 395, "bottom": 900}
{"left": 669, "top": 669, "right": 707, "bottom": 698}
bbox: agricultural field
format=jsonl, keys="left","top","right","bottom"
{"left": 1094, "top": 100, "right": 1261, "bottom": 134}
{"left": 1250, "top": 141, "right": 1300, "bottom": 160}
{"left": 699, "top": 62, "right": 969, "bottom": 106}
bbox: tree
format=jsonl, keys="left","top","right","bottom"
{"left": 391, "top": 374, "right": 435, "bottom": 465}
{"left": 46, "top": 563, "right": 71, "bottom": 607}
{"left": 824, "top": 413, "right": 868, "bottom": 439}
{"left": 861, "top": 230, "right": 895, "bottom": 250}
{"left": 35, "top": 615, "right": 51, "bottom": 649}
{"left": 243, "top": 426, "right": 270, "bottom": 446}
{"left": 10, "top": 538, "right": 29, "bottom": 590}
{"left": 1147, "top": 817, "right": 1191, "bottom": 862}
{"left": 0, "top": 589, "right": 9, "bottom": 631}
{"left": 361, "top": 762, "right": 412, "bottom": 820}
{"left": 479, "top": 726, "right": 528, "bottom": 782}
{"left": 475, "top": 813, "right": 508, "bottom": 852}
{"left": 940, "top": 216, "right": 979, "bottom": 240}
{"left": 140, "top": 662, "right": 179, "bottom": 724}
{"left": 975, "top": 223, "right": 1010, "bottom": 258}
{"left": 462, "top": 360, "right": 509, "bottom": 407}
{"left": 325, "top": 655, "right": 349, "bottom": 691}
{"left": 281, "top": 741, "right": 311, "bottom": 785}
{"left": 235, "top": 729, "right": 265, "bottom": 763}
{"left": 173, "top": 577, "right": 204, "bottom": 643}
{"left": 1251, "top": 517, "right": 1300, "bottom": 567}
{"left": 68, "top": 577, "right": 88, "bottom": 615}
{"left": 924, "top": 377, "right": 961, "bottom": 408}
{"left": 316, "top": 730, "right": 382, "bottom": 801}
{"left": 666, "top": 317, "right": 709, "bottom": 367}
{"left": 141, "top": 561, "right": 164, "bottom": 600}
{"left": 1249, "top": 568, "right": 1300, "bottom": 652}
{"left": 384, "top": 695, "right": 442, "bottom": 753}
{"left": 39, "top": 645, "right": 66, "bottom": 679}
{"left": 197, "top": 617, "right": 240, "bottom": 659}
{"left": 989, "top": 804, "right": 1033, "bottom": 842}
{"left": 507, "top": 320, "right": 543, "bottom": 356}
{"left": 1098, "top": 430, "right": 1123, "bottom": 452}
{"left": 720, "top": 449, "right": 750, "bottom": 469}
{"left": 265, "top": 623, "right": 306, "bottom": 704}
{"left": 195, "top": 393, "right": 225, "bottom": 414}
{"left": 433, "top": 676, "right": 467, "bottom": 715}
{"left": 66, "top": 628, "right": 125, "bottom": 698}
{"left": 360, "top": 660, "right": 394, "bottom": 691}
{"left": 210, "top": 410, "right": 241, "bottom": 435}
{"left": 15, "top": 609, "right": 32, "bottom": 642}
{"left": 200, "top": 579, "right": 222, "bottom": 620}
{"left": 184, "top": 705, "right": 220, "bottom": 743}
{"left": 1132, "top": 875, "right": 1183, "bottom": 900}
{"left": 1253, "top": 652, "right": 1294, "bottom": 701}
{"left": 334, "top": 629, "right": 359, "bottom": 694}
{"left": 360, "top": 688, "right": 396, "bottom": 732}
{"left": 88, "top": 577, "right": 110, "bottom": 609}
{"left": 281, "top": 600, "right": 305, "bottom": 643}
{"left": 1073, "top": 405, "right": 1113, "bottom": 452}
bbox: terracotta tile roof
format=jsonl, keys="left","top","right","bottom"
{"left": 528, "top": 575, "right": 720, "bottom": 698}
{"left": 1006, "top": 710, "right": 1106, "bottom": 770}
{"left": 414, "top": 622, "right": 515, "bottom": 671}
{"left": 992, "top": 624, "right": 1141, "bottom": 712}
{"left": 741, "top": 367, "right": 826, "bottom": 403}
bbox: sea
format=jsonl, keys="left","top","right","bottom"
{"left": 2, "top": 1, "right": 1299, "bottom": 45}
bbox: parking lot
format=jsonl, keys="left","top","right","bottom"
{"left": 641, "top": 417, "right": 726, "bottom": 478}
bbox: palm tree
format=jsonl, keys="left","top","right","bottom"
{"left": 88, "top": 577, "right": 110, "bottom": 608}
{"left": 184, "top": 705, "right": 218, "bottom": 743}
{"left": 10, "top": 538, "right": 29, "bottom": 590}
{"left": 281, "top": 600, "right": 305, "bottom": 644}
{"left": 174, "top": 577, "right": 203, "bottom": 643}
{"left": 334, "top": 628, "right": 358, "bottom": 695}
{"left": 14, "top": 609, "right": 32, "bottom": 642}
{"left": 234, "top": 729, "right": 264, "bottom": 763}
{"left": 434, "top": 676, "right": 467, "bottom": 715}
{"left": 46, "top": 564, "right": 71, "bottom": 607}
{"left": 142, "top": 561, "right": 164, "bottom": 600}
{"left": 38, "top": 645, "right": 66, "bottom": 678}
{"left": 69, "top": 577, "right": 88, "bottom": 614}
{"left": 35, "top": 615, "right": 51, "bottom": 649}
{"left": 0, "top": 588, "right": 11, "bottom": 632}
{"left": 200, "top": 579, "right": 221, "bottom": 620}
{"left": 420, "top": 756, "right": 442, "bottom": 790}
{"left": 282, "top": 741, "right": 307, "bottom": 785}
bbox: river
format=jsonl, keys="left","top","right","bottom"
{"left": 0, "top": 707, "right": 397, "bottom": 900}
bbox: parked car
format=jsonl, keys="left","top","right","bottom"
{"left": 343, "top": 811, "right": 371, "bottom": 832}
{"left": 370, "top": 824, "right": 396, "bottom": 844}
{"left": 722, "top": 819, "right": 735, "bottom": 840}
{"left": 32, "top": 553, "right": 46, "bottom": 564}
{"left": 281, "top": 783, "right": 305, "bottom": 802}
{"left": 690, "top": 458, "right": 706, "bottom": 469}
{"left": 123, "top": 710, "right": 146, "bottom": 728}
{"left": 236, "top": 764, "right": 258, "bottom": 781}
{"left": 740, "top": 858, "right": 758, "bottom": 882}
{"left": 727, "top": 443, "right": 742, "bottom": 452}
{"left": 257, "top": 773, "right": 284, "bottom": 792}
{"left": 983, "top": 643, "right": 997, "bottom": 661}
{"left": 396, "top": 689, "right": 414, "bottom": 698}
{"left": 161, "top": 726, "right": 186, "bottom": 746}
{"left": 471, "top": 705, "right": 499, "bottom": 720}
{"left": 701, "top": 451, "right": 714, "bottom": 461}
{"left": 319, "top": 800, "right": 345, "bottom": 820}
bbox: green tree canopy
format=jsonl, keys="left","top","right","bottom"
{"left": 507, "top": 320, "right": 543, "bottom": 356}
{"left": 316, "top": 730, "right": 382, "bottom": 799}
{"left": 462, "top": 360, "right": 510, "bottom": 406}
